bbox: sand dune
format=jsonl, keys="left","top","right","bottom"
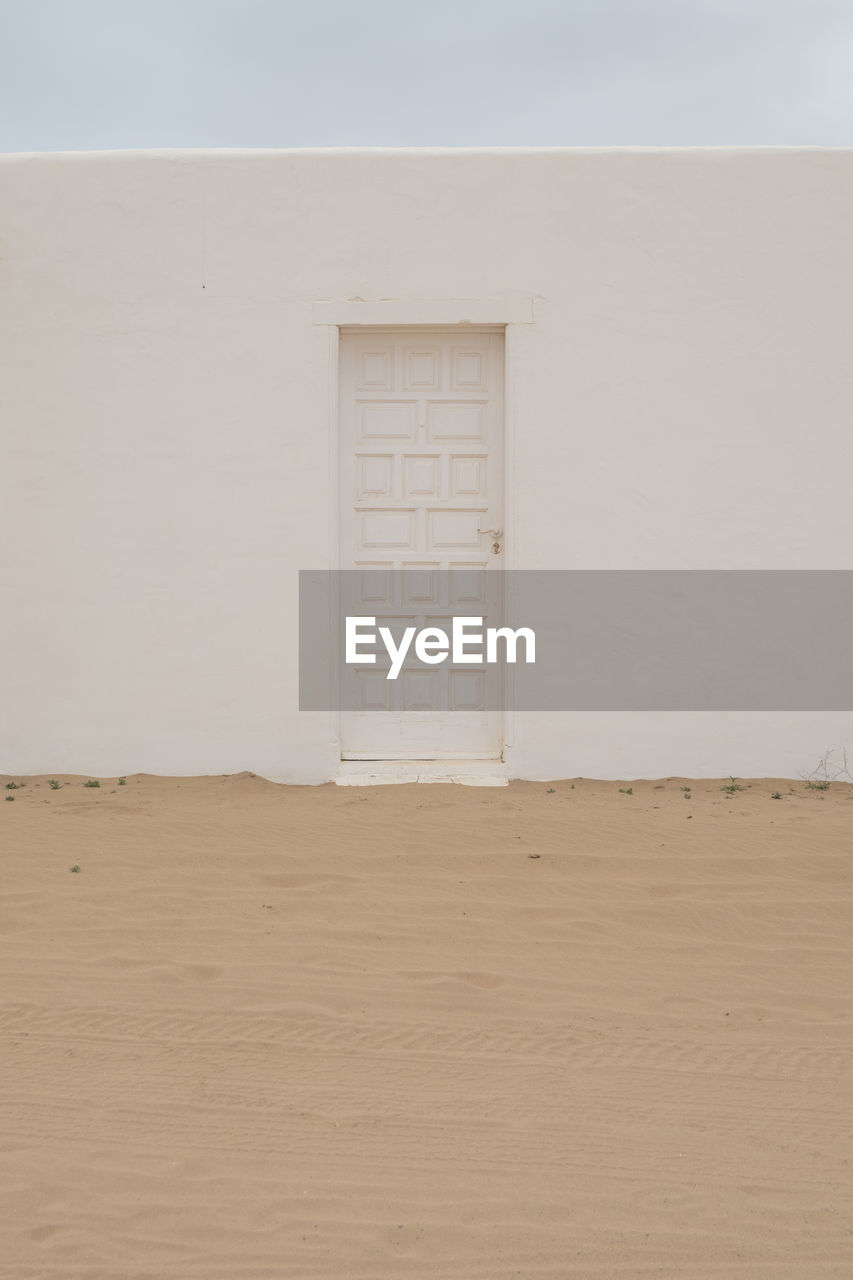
{"left": 2, "top": 772, "right": 852, "bottom": 1278}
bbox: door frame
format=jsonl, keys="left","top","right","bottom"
{"left": 312, "top": 298, "right": 533, "bottom": 764}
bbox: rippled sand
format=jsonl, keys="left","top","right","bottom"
{"left": 2, "top": 771, "right": 851, "bottom": 1278}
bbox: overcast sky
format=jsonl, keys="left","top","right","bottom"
{"left": 1, "top": 0, "right": 851, "bottom": 153}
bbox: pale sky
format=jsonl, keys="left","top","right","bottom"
{"left": 1, "top": 0, "right": 852, "bottom": 153}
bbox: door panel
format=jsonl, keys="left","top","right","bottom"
{"left": 339, "top": 329, "right": 504, "bottom": 760}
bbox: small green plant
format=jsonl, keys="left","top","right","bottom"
{"left": 771, "top": 791, "right": 782, "bottom": 800}
{"left": 5, "top": 781, "right": 20, "bottom": 790}
{"left": 721, "top": 776, "right": 745, "bottom": 793}
{"left": 805, "top": 779, "right": 830, "bottom": 791}
{"left": 118, "top": 777, "right": 127, "bottom": 786}
{"left": 5, "top": 795, "right": 14, "bottom": 802}
{"left": 618, "top": 786, "right": 633, "bottom": 795}
{"left": 69, "top": 864, "right": 81, "bottom": 874}
{"left": 570, "top": 783, "right": 575, "bottom": 789}
{"left": 546, "top": 787, "right": 555, "bottom": 794}
{"left": 48, "top": 779, "right": 61, "bottom": 790}
{"left": 83, "top": 779, "right": 100, "bottom": 788}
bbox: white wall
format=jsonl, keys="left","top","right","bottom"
{"left": 2, "top": 147, "right": 852, "bottom": 782}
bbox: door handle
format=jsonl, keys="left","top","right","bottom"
{"left": 478, "top": 524, "right": 503, "bottom": 555}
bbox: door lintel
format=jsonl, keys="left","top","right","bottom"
{"left": 312, "top": 297, "right": 534, "bottom": 326}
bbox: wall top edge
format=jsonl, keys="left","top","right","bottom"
{"left": 2, "top": 144, "right": 853, "bottom": 164}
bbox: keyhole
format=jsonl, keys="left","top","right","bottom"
{"left": 492, "top": 540, "right": 502, "bottom": 555}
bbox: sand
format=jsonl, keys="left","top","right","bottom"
{"left": 1, "top": 770, "right": 852, "bottom": 1278}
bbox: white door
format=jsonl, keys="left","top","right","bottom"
{"left": 339, "top": 328, "right": 505, "bottom": 760}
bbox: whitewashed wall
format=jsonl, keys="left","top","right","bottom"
{"left": 2, "top": 147, "right": 852, "bottom": 782}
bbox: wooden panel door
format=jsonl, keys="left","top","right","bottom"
{"left": 339, "top": 328, "right": 505, "bottom": 760}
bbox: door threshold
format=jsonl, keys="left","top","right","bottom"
{"left": 335, "top": 760, "right": 509, "bottom": 787}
